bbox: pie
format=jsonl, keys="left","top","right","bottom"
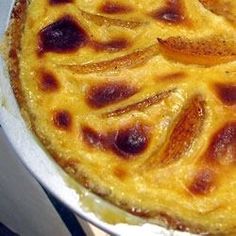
{"left": 5, "top": 0, "right": 236, "bottom": 234}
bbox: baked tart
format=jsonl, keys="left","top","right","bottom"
{"left": 5, "top": 0, "right": 236, "bottom": 234}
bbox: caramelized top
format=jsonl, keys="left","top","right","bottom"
{"left": 16, "top": 0, "right": 236, "bottom": 234}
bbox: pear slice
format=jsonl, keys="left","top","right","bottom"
{"left": 63, "top": 43, "right": 159, "bottom": 74}
{"left": 158, "top": 36, "right": 236, "bottom": 66}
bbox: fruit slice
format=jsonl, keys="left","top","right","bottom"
{"left": 147, "top": 94, "right": 206, "bottom": 168}
{"left": 63, "top": 43, "right": 159, "bottom": 74}
{"left": 104, "top": 89, "right": 174, "bottom": 117}
{"left": 80, "top": 9, "right": 145, "bottom": 29}
{"left": 158, "top": 36, "right": 236, "bottom": 66}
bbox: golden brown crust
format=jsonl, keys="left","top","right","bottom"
{"left": 6, "top": 0, "right": 28, "bottom": 107}
{"left": 63, "top": 160, "right": 208, "bottom": 235}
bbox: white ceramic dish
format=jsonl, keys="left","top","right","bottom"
{"left": 0, "top": 1, "right": 193, "bottom": 235}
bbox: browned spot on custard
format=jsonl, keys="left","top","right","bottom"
{"left": 150, "top": 0, "right": 188, "bottom": 24}
{"left": 214, "top": 83, "right": 236, "bottom": 106}
{"left": 199, "top": 0, "right": 236, "bottom": 25}
{"left": 158, "top": 36, "right": 236, "bottom": 66}
{"left": 99, "top": 1, "right": 133, "bottom": 14}
{"left": 82, "top": 123, "right": 150, "bottom": 158}
{"left": 81, "top": 126, "right": 107, "bottom": 149}
{"left": 86, "top": 82, "right": 138, "bottom": 109}
{"left": 207, "top": 122, "right": 236, "bottom": 165}
{"left": 38, "top": 15, "right": 88, "bottom": 54}
{"left": 53, "top": 110, "right": 72, "bottom": 130}
{"left": 63, "top": 43, "right": 159, "bottom": 74}
{"left": 112, "top": 123, "right": 150, "bottom": 158}
{"left": 113, "top": 167, "right": 127, "bottom": 180}
{"left": 49, "top": 0, "right": 73, "bottom": 5}
{"left": 104, "top": 89, "right": 174, "bottom": 118}
{"left": 90, "top": 38, "right": 130, "bottom": 52}
{"left": 38, "top": 71, "right": 59, "bottom": 92}
{"left": 80, "top": 9, "right": 145, "bottom": 29}
{"left": 189, "top": 168, "right": 215, "bottom": 195}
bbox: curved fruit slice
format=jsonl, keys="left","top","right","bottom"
{"left": 158, "top": 36, "right": 236, "bottom": 66}
{"left": 147, "top": 94, "right": 206, "bottom": 168}
{"left": 80, "top": 9, "right": 145, "bottom": 29}
{"left": 104, "top": 89, "right": 174, "bottom": 117}
{"left": 63, "top": 43, "right": 159, "bottom": 74}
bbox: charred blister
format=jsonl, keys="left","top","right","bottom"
{"left": 81, "top": 126, "right": 107, "bottom": 149}
{"left": 112, "top": 123, "right": 149, "bottom": 158}
{"left": 189, "top": 168, "right": 215, "bottom": 195}
{"left": 38, "top": 15, "right": 88, "bottom": 54}
{"left": 53, "top": 110, "right": 72, "bottom": 130}
{"left": 150, "top": 0, "right": 187, "bottom": 24}
{"left": 214, "top": 83, "right": 236, "bottom": 106}
{"left": 81, "top": 123, "right": 150, "bottom": 159}
{"left": 38, "top": 71, "right": 59, "bottom": 92}
{"left": 99, "top": 1, "right": 133, "bottom": 14}
{"left": 207, "top": 122, "right": 236, "bottom": 165}
{"left": 86, "top": 82, "right": 138, "bottom": 109}
{"left": 49, "top": 0, "right": 73, "bottom": 5}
